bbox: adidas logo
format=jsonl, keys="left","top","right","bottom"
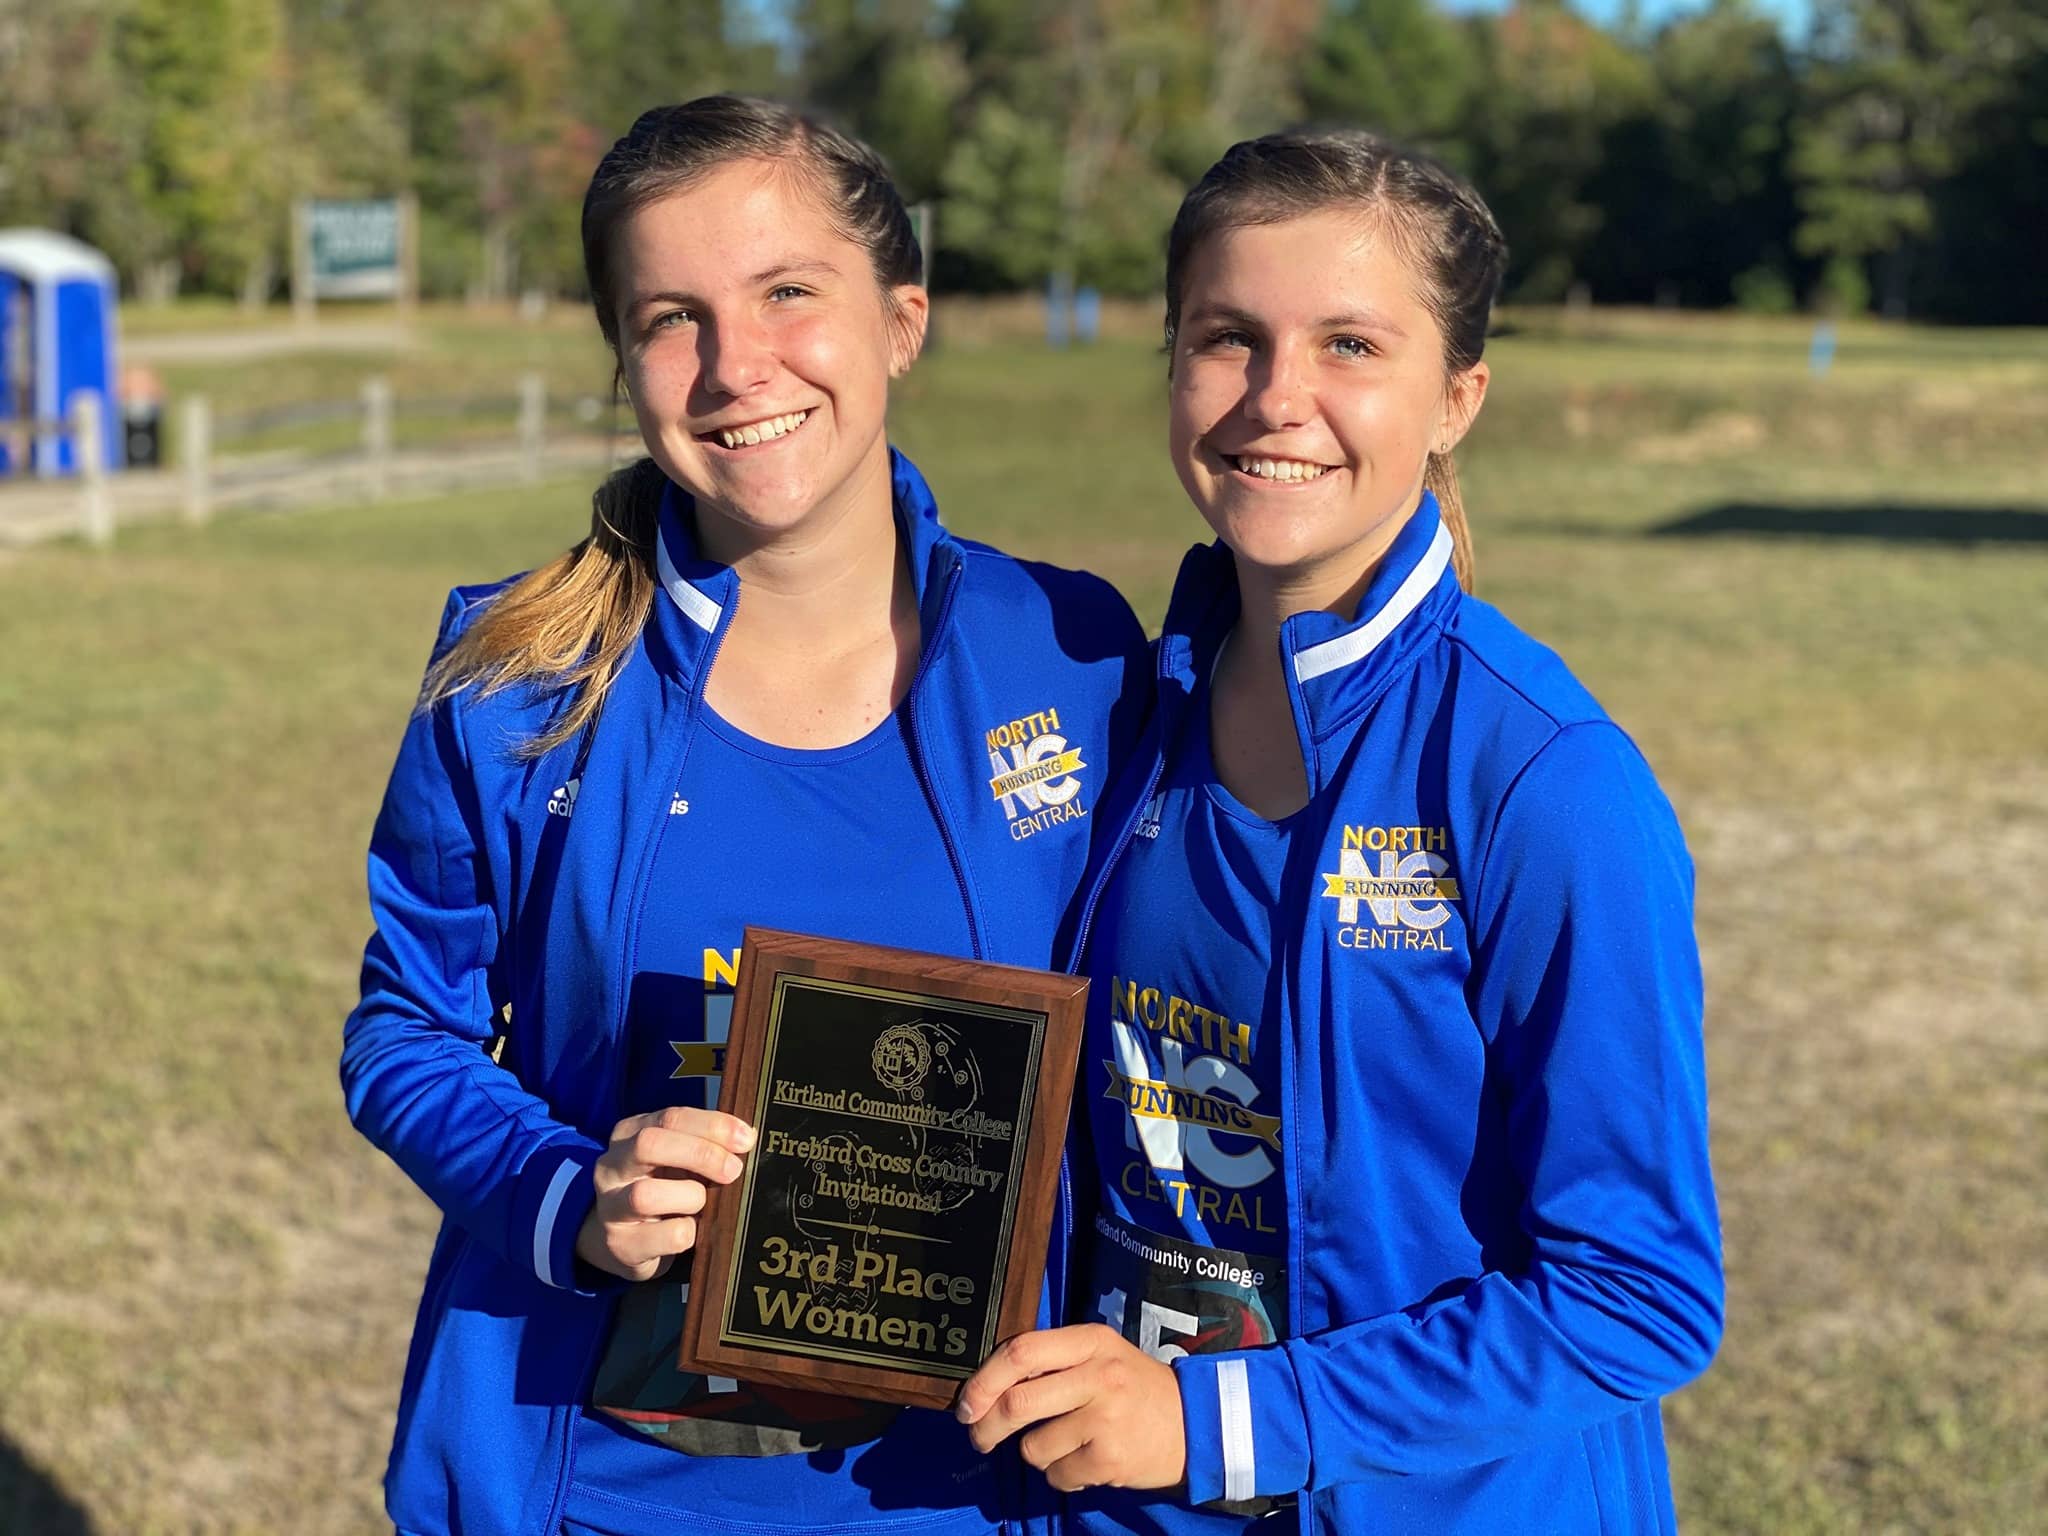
{"left": 1134, "top": 793, "right": 1165, "bottom": 841}
{"left": 546, "top": 778, "right": 580, "bottom": 818}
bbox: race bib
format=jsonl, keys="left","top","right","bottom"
{"left": 1087, "top": 1207, "right": 1286, "bottom": 1356}
{"left": 1086, "top": 1209, "right": 1293, "bottom": 1517}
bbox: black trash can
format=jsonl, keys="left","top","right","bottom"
{"left": 123, "top": 400, "right": 162, "bottom": 468}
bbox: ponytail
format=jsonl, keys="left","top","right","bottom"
{"left": 1425, "top": 450, "right": 1474, "bottom": 591}
{"left": 417, "top": 458, "right": 668, "bottom": 758}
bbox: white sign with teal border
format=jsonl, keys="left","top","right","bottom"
{"left": 307, "top": 200, "right": 402, "bottom": 299}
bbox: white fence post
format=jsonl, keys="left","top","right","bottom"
{"left": 362, "top": 376, "right": 393, "bottom": 501}
{"left": 518, "top": 372, "right": 546, "bottom": 484}
{"left": 73, "top": 392, "right": 112, "bottom": 548}
{"left": 181, "top": 396, "right": 213, "bottom": 525}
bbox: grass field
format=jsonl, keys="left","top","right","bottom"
{"left": 3, "top": 307, "right": 2045, "bottom": 1533}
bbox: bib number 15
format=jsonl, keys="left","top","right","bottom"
{"left": 1097, "top": 1286, "right": 1200, "bottom": 1362}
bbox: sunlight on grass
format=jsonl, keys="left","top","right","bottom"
{"left": 3, "top": 308, "right": 2044, "bottom": 1532}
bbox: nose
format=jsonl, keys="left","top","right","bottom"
{"left": 1244, "top": 344, "right": 1311, "bottom": 431}
{"left": 698, "top": 313, "right": 774, "bottom": 399}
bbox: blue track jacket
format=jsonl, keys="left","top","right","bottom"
{"left": 1067, "top": 497, "right": 1723, "bottom": 1533}
{"left": 342, "top": 452, "right": 1148, "bottom": 1536}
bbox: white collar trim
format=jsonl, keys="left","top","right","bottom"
{"left": 655, "top": 525, "right": 724, "bottom": 634}
{"left": 1291, "top": 522, "right": 1453, "bottom": 685}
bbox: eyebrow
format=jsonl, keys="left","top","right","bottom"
{"left": 627, "top": 260, "right": 841, "bottom": 311}
{"left": 1316, "top": 308, "right": 1408, "bottom": 337}
{"left": 1183, "top": 303, "right": 1262, "bottom": 331}
{"left": 1182, "top": 301, "right": 1408, "bottom": 338}
{"left": 748, "top": 259, "right": 839, "bottom": 286}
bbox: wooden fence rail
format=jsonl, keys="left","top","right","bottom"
{"left": 0, "top": 374, "right": 619, "bottom": 549}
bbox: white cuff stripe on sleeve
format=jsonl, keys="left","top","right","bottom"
{"left": 533, "top": 1159, "right": 581, "bottom": 1288}
{"left": 1217, "top": 1357, "right": 1255, "bottom": 1503}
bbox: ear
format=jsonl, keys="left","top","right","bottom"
{"left": 1434, "top": 361, "right": 1489, "bottom": 454}
{"left": 886, "top": 284, "right": 931, "bottom": 377}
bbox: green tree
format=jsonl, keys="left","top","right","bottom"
{"left": 1920, "top": 7, "right": 2048, "bottom": 321}
{"left": 798, "top": 0, "right": 966, "bottom": 199}
{"left": 1463, "top": 0, "right": 1656, "bottom": 300}
{"left": 1580, "top": 0, "right": 1802, "bottom": 307}
{"left": 937, "top": 97, "right": 1068, "bottom": 287}
{"left": 559, "top": 0, "right": 778, "bottom": 142}
{"left": 1300, "top": 0, "right": 1478, "bottom": 152}
{"left": 278, "top": 3, "right": 410, "bottom": 198}
{"left": 460, "top": 0, "right": 594, "bottom": 297}
{"left": 940, "top": 0, "right": 1217, "bottom": 294}
{"left": 0, "top": 1, "right": 150, "bottom": 275}
{"left": 115, "top": 0, "right": 298, "bottom": 302}
{"left": 1792, "top": 0, "right": 2022, "bottom": 314}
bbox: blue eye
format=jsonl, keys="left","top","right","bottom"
{"left": 769, "top": 284, "right": 810, "bottom": 301}
{"left": 1205, "top": 329, "right": 1253, "bottom": 350}
{"left": 1330, "top": 335, "right": 1375, "bottom": 359}
{"left": 649, "top": 309, "right": 692, "bottom": 333}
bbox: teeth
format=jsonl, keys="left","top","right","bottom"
{"left": 1235, "top": 455, "right": 1330, "bottom": 482}
{"left": 718, "top": 409, "right": 810, "bottom": 449}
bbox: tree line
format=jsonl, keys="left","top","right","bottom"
{"left": 2, "top": 0, "right": 2043, "bottom": 322}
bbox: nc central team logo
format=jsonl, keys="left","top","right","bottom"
{"left": 1322, "top": 824, "right": 1462, "bottom": 952}
{"left": 985, "top": 706, "right": 1088, "bottom": 842}
{"left": 670, "top": 947, "right": 737, "bottom": 1094}
{"left": 1106, "top": 975, "right": 1281, "bottom": 1235}
{"left": 1103, "top": 1065, "right": 1282, "bottom": 1151}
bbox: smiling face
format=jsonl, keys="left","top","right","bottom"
{"left": 1169, "top": 207, "right": 1486, "bottom": 602}
{"left": 611, "top": 157, "right": 927, "bottom": 555}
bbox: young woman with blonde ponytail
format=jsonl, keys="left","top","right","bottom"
{"left": 343, "top": 96, "right": 1146, "bottom": 1536}
{"left": 958, "top": 130, "right": 1724, "bottom": 1535}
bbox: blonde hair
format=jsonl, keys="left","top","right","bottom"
{"left": 419, "top": 458, "right": 665, "bottom": 758}
{"left": 1165, "top": 128, "right": 1507, "bottom": 591}
{"left": 1424, "top": 454, "right": 1475, "bottom": 591}
{"left": 418, "top": 97, "right": 923, "bottom": 754}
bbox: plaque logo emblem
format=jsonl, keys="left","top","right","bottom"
{"left": 872, "top": 1023, "right": 933, "bottom": 1093}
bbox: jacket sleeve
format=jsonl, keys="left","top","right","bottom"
{"left": 339, "top": 593, "right": 606, "bottom": 1292}
{"left": 1173, "top": 721, "right": 1723, "bottom": 1502}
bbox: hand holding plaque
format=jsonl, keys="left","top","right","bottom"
{"left": 677, "top": 929, "right": 1087, "bottom": 1410}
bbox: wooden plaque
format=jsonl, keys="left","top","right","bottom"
{"left": 677, "top": 927, "right": 1089, "bottom": 1411}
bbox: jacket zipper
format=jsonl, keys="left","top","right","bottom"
{"left": 1067, "top": 636, "right": 1181, "bottom": 973}
{"left": 1053, "top": 747, "right": 1164, "bottom": 1295}
{"left": 902, "top": 557, "right": 985, "bottom": 960}
{"left": 1067, "top": 753, "right": 1163, "bottom": 978}
{"left": 903, "top": 554, "right": 1035, "bottom": 1526}
{"left": 1035, "top": 655, "right": 1171, "bottom": 1536}
{"left": 550, "top": 584, "right": 736, "bottom": 1532}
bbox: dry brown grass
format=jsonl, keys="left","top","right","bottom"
{"left": 3, "top": 310, "right": 2044, "bottom": 1533}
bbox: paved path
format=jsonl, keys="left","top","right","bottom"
{"left": 124, "top": 324, "right": 414, "bottom": 365}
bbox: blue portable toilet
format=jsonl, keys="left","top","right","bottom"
{"left": 0, "top": 228, "right": 123, "bottom": 477}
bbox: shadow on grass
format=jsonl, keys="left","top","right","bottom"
{"left": 0, "top": 1436, "right": 93, "bottom": 1535}
{"left": 1649, "top": 502, "right": 2048, "bottom": 546}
